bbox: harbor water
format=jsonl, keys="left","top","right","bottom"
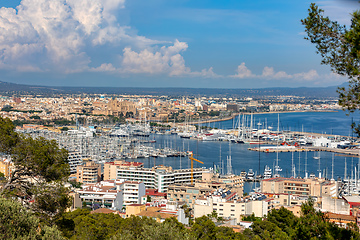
{"left": 133, "top": 111, "right": 360, "bottom": 193}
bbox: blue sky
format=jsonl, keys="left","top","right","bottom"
{"left": 0, "top": 0, "right": 358, "bottom": 88}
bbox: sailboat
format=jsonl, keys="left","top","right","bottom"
{"left": 274, "top": 114, "right": 282, "bottom": 177}
{"left": 313, "top": 151, "right": 320, "bottom": 160}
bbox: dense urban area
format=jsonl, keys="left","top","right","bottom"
{"left": 1, "top": 92, "right": 360, "bottom": 239}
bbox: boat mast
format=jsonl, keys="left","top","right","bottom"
{"left": 345, "top": 157, "right": 347, "bottom": 181}
{"left": 227, "top": 141, "right": 232, "bottom": 175}
{"left": 292, "top": 151, "right": 295, "bottom": 178}
{"left": 298, "top": 151, "right": 301, "bottom": 178}
{"left": 275, "top": 114, "right": 280, "bottom": 177}
{"left": 305, "top": 150, "right": 308, "bottom": 179}
{"left": 331, "top": 153, "right": 334, "bottom": 181}
{"left": 219, "top": 142, "right": 222, "bottom": 175}
{"left": 318, "top": 152, "right": 321, "bottom": 179}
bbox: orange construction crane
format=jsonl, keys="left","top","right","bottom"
{"left": 189, "top": 153, "right": 204, "bottom": 185}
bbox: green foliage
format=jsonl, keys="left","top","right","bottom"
{"left": 266, "top": 207, "right": 297, "bottom": 236}
{"left": 60, "top": 127, "right": 69, "bottom": 131}
{"left": 0, "top": 197, "right": 65, "bottom": 240}
{"left": 12, "top": 135, "right": 69, "bottom": 182}
{"left": 53, "top": 201, "right": 360, "bottom": 239}
{"left": 191, "top": 215, "right": 217, "bottom": 240}
{"left": 242, "top": 213, "right": 262, "bottom": 222}
{"left": 0, "top": 116, "right": 71, "bottom": 222}
{"left": 0, "top": 117, "right": 19, "bottom": 154}
{"left": 1, "top": 105, "right": 13, "bottom": 111}
{"left": 209, "top": 111, "right": 220, "bottom": 117}
{"left": 182, "top": 204, "right": 192, "bottom": 219}
{"left": 125, "top": 111, "right": 134, "bottom": 118}
{"left": 69, "top": 180, "right": 82, "bottom": 188}
{"left": 302, "top": 4, "right": 360, "bottom": 135}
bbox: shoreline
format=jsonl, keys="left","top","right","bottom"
{"left": 184, "top": 110, "right": 339, "bottom": 126}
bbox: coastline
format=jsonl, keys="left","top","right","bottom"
{"left": 185, "top": 110, "right": 339, "bottom": 125}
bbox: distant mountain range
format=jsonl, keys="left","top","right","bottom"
{"left": 0, "top": 81, "right": 345, "bottom": 98}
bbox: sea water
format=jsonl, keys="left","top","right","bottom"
{"left": 136, "top": 111, "right": 360, "bottom": 193}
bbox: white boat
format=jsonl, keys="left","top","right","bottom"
{"left": 247, "top": 169, "right": 255, "bottom": 180}
{"left": 263, "top": 165, "right": 272, "bottom": 179}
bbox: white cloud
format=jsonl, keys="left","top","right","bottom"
{"left": 231, "top": 62, "right": 254, "bottom": 78}
{"left": 119, "top": 40, "right": 219, "bottom": 77}
{"left": 90, "top": 63, "right": 116, "bottom": 72}
{"left": 231, "top": 63, "right": 347, "bottom": 84}
{"left": 120, "top": 40, "right": 189, "bottom": 75}
{"left": 0, "top": 0, "right": 160, "bottom": 73}
{"left": 0, "top": 0, "right": 219, "bottom": 79}
{"left": 315, "top": 0, "right": 358, "bottom": 25}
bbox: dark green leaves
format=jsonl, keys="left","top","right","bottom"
{"left": 302, "top": 3, "right": 360, "bottom": 136}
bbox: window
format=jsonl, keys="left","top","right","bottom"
{"left": 231, "top": 209, "right": 235, "bottom": 212}
{"left": 231, "top": 205, "right": 235, "bottom": 207}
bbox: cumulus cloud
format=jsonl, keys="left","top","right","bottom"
{"left": 0, "top": 0, "right": 171, "bottom": 74}
{"left": 0, "top": 0, "right": 219, "bottom": 78}
{"left": 231, "top": 62, "right": 254, "bottom": 78}
{"left": 120, "top": 40, "right": 189, "bottom": 75}
{"left": 118, "top": 40, "right": 220, "bottom": 77}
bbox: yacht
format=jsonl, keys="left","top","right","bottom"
{"left": 263, "top": 165, "right": 272, "bottom": 179}
{"left": 247, "top": 169, "right": 255, "bottom": 180}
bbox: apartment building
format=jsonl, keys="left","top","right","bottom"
{"left": 261, "top": 177, "right": 338, "bottom": 198}
{"left": 76, "top": 180, "right": 145, "bottom": 210}
{"left": 115, "top": 165, "right": 207, "bottom": 192}
{"left": 167, "top": 184, "right": 215, "bottom": 208}
{"left": 76, "top": 161, "right": 101, "bottom": 184}
{"left": 77, "top": 181, "right": 123, "bottom": 210}
{"left": 194, "top": 194, "right": 269, "bottom": 223}
{"left": 67, "top": 151, "right": 83, "bottom": 175}
{"left": 104, "top": 160, "right": 144, "bottom": 180}
{"left": 0, "top": 157, "right": 13, "bottom": 178}
{"left": 118, "top": 181, "right": 145, "bottom": 205}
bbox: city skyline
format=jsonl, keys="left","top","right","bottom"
{"left": 0, "top": 0, "right": 358, "bottom": 88}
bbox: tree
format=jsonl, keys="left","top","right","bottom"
{"left": 0, "top": 117, "right": 19, "bottom": 154}
{"left": 302, "top": 3, "right": 360, "bottom": 135}
{"left": 0, "top": 117, "right": 71, "bottom": 221}
{"left": 191, "top": 216, "right": 217, "bottom": 240}
{"left": 0, "top": 197, "right": 65, "bottom": 240}
{"left": 266, "top": 207, "right": 297, "bottom": 237}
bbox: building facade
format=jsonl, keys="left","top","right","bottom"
{"left": 76, "top": 161, "right": 101, "bottom": 184}
{"left": 115, "top": 165, "right": 207, "bottom": 192}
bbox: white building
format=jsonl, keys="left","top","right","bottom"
{"left": 194, "top": 194, "right": 269, "bottom": 223}
{"left": 118, "top": 181, "right": 146, "bottom": 206}
{"left": 76, "top": 180, "right": 145, "bottom": 210}
{"left": 68, "top": 151, "right": 83, "bottom": 175}
{"left": 117, "top": 166, "right": 207, "bottom": 192}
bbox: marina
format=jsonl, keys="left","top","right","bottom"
{"left": 16, "top": 110, "right": 360, "bottom": 195}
